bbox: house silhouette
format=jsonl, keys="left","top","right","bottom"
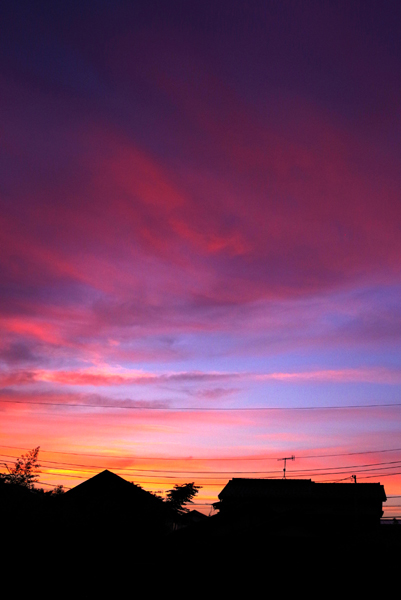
{"left": 215, "top": 478, "right": 386, "bottom": 536}
{"left": 64, "top": 469, "right": 163, "bottom": 509}
{"left": 59, "top": 470, "right": 176, "bottom": 546}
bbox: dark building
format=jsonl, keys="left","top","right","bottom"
{"left": 58, "top": 469, "right": 177, "bottom": 550}
{"left": 215, "top": 478, "right": 386, "bottom": 536}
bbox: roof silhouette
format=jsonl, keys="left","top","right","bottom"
{"left": 216, "top": 478, "right": 387, "bottom": 532}
{"left": 181, "top": 509, "right": 208, "bottom": 523}
{"left": 219, "top": 478, "right": 314, "bottom": 500}
{"left": 64, "top": 469, "right": 165, "bottom": 510}
{"left": 218, "top": 477, "right": 386, "bottom": 502}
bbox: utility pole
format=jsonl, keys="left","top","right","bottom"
{"left": 278, "top": 455, "right": 295, "bottom": 479}
{"left": 352, "top": 475, "right": 359, "bottom": 532}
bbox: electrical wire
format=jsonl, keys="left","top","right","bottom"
{"left": 1, "top": 444, "right": 401, "bottom": 461}
{"left": 2, "top": 454, "right": 401, "bottom": 478}
{"left": 1, "top": 398, "right": 401, "bottom": 410}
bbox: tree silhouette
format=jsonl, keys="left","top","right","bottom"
{"left": 2, "top": 447, "right": 41, "bottom": 489}
{"left": 33, "top": 483, "right": 65, "bottom": 495}
{"left": 165, "top": 482, "right": 201, "bottom": 515}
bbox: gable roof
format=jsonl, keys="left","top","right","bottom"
{"left": 64, "top": 469, "right": 165, "bottom": 510}
{"left": 181, "top": 509, "right": 209, "bottom": 522}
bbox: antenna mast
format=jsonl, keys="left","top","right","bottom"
{"left": 278, "top": 455, "right": 295, "bottom": 479}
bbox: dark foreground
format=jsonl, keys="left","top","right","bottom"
{"left": 2, "top": 484, "right": 400, "bottom": 594}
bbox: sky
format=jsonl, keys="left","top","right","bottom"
{"left": 1, "top": 1, "right": 401, "bottom": 515}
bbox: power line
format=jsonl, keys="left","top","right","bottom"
{"left": 26, "top": 471, "right": 401, "bottom": 487}
{"left": 1, "top": 398, "right": 401, "bottom": 410}
{"left": 1, "top": 444, "right": 401, "bottom": 462}
{"left": 2, "top": 454, "right": 401, "bottom": 477}
{"left": 2, "top": 452, "right": 401, "bottom": 473}
{"left": 294, "top": 448, "right": 401, "bottom": 459}
{"left": 4, "top": 444, "right": 400, "bottom": 490}
{"left": 4, "top": 463, "right": 399, "bottom": 487}
{"left": 3, "top": 455, "right": 401, "bottom": 483}
{"left": 322, "top": 471, "right": 401, "bottom": 482}
{"left": 36, "top": 480, "right": 72, "bottom": 489}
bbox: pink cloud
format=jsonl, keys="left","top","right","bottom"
{"left": 1, "top": 3, "right": 401, "bottom": 501}
{"left": 255, "top": 367, "right": 401, "bottom": 385}
{"left": 2, "top": 366, "right": 400, "bottom": 388}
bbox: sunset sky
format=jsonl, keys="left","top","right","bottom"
{"left": 1, "top": 1, "right": 401, "bottom": 515}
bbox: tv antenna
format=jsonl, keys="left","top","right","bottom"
{"left": 278, "top": 455, "right": 295, "bottom": 479}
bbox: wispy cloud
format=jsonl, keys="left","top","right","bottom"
{"left": 1, "top": 2, "right": 401, "bottom": 502}
{"left": 2, "top": 366, "right": 401, "bottom": 388}
{"left": 255, "top": 368, "right": 401, "bottom": 385}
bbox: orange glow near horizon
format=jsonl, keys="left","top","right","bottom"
{"left": 1, "top": 2, "right": 401, "bottom": 519}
